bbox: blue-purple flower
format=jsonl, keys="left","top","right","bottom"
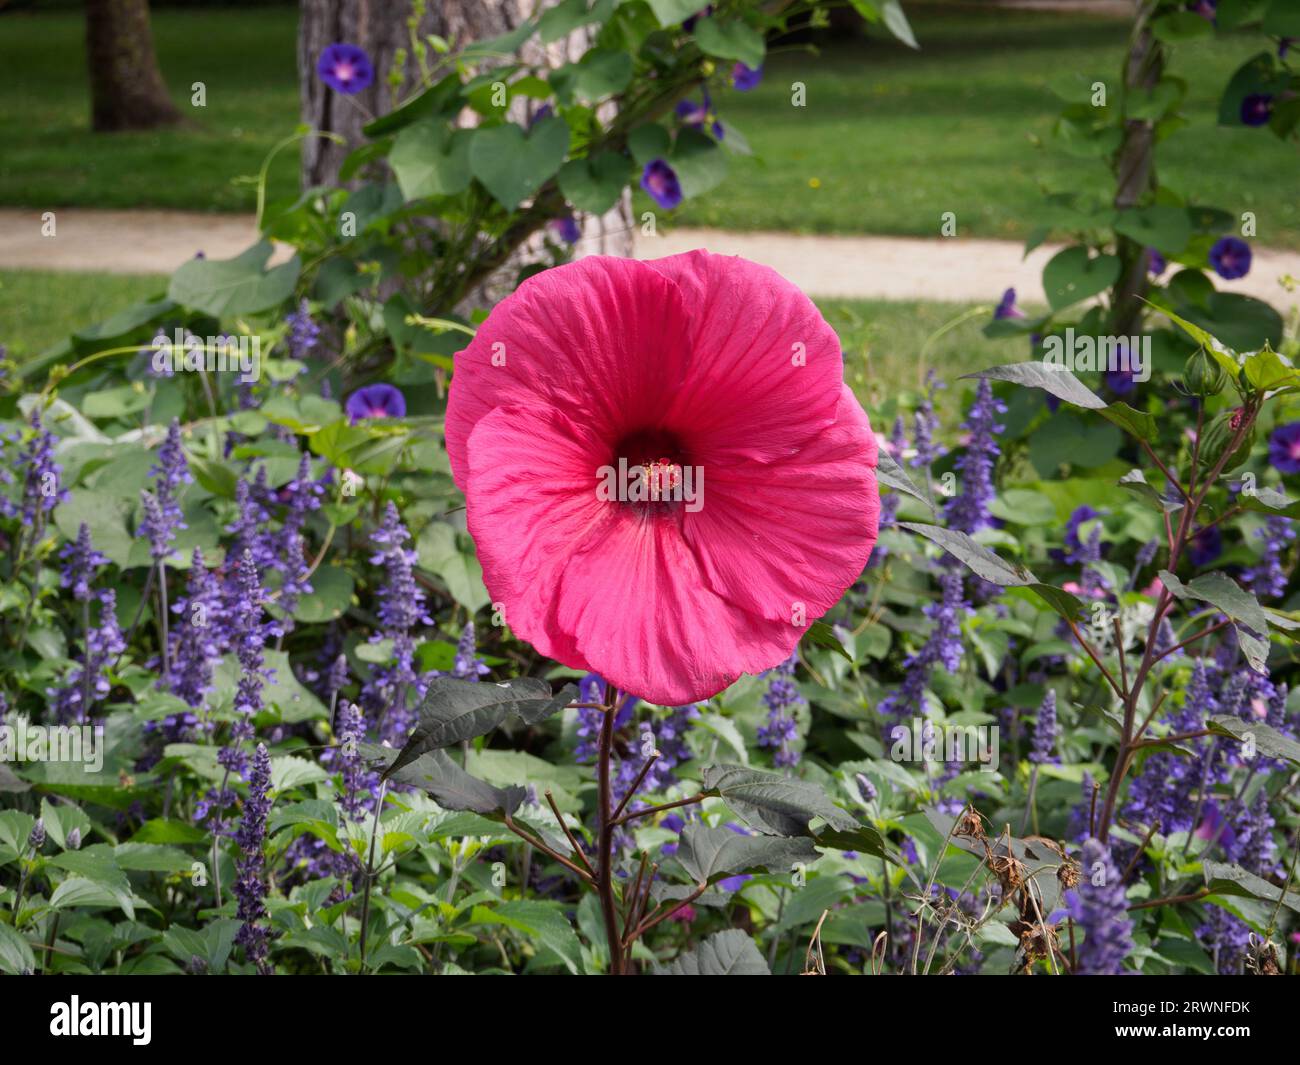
{"left": 1209, "top": 236, "right": 1251, "bottom": 280}
{"left": 994, "top": 288, "right": 1025, "bottom": 320}
{"left": 234, "top": 743, "right": 273, "bottom": 974}
{"left": 548, "top": 214, "right": 582, "bottom": 244}
{"left": 1146, "top": 248, "right": 1166, "bottom": 276}
{"left": 1187, "top": 525, "right": 1223, "bottom": 567}
{"left": 943, "top": 378, "right": 1005, "bottom": 535}
{"left": 317, "top": 43, "right": 374, "bottom": 95}
{"left": 756, "top": 653, "right": 804, "bottom": 768}
{"left": 1066, "top": 838, "right": 1134, "bottom": 974}
{"left": 285, "top": 299, "right": 321, "bottom": 358}
{"left": 1267, "top": 422, "right": 1300, "bottom": 474}
{"left": 731, "top": 63, "right": 763, "bottom": 91}
{"left": 640, "top": 159, "right": 683, "bottom": 211}
{"left": 59, "top": 523, "right": 108, "bottom": 602}
{"left": 1028, "top": 690, "right": 1059, "bottom": 765}
{"left": 1240, "top": 93, "right": 1274, "bottom": 127}
{"left": 345, "top": 383, "right": 406, "bottom": 423}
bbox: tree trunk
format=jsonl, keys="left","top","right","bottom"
{"left": 297, "top": 0, "right": 633, "bottom": 263}
{"left": 86, "top": 0, "right": 184, "bottom": 132}
{"left": 1108, "top": 1, "right": 1163, "bottom": 337}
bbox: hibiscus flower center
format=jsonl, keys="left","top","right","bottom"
{"left": 606, "top": 429, "right": 694, "bottom": 507}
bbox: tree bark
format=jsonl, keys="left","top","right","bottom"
{"left": 86, "top": 0, "right": 184, "bottom": 132}
{"left": 297, "top": 0, "right": 633, "bottom": 262}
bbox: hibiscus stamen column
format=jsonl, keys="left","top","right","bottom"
{"left": 596, "top": 684, "right": 624, "bottom": 975}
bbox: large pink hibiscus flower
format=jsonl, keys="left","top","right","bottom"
{"left": 445, "top": 251, "right": 879, "bottom": 705}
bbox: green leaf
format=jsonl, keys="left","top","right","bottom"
{"left": 1159, "top": 570, "right": 1270, "bottom": 672}
{"left": 875, "top": 449, "right": 935, "bottom": 513}
{"left": 802, "top": 620, "right": 853, "bottom": 663}
{"left": 468, "top": 117, "right": 569, "bottom": 209}
{"left": 1242, "top": 346, "right": 1300, "bottom": 392}
{"left": 1203, "top": 860, "right": 1300, "bottom": 915}
{"left": 1118, "top": 468, "right": 1183, "bottom": 512}
{"left": 1099, "top": 401, "right": 1158, "bottom": 443}
{"left": 880, "top": 0, "right": 919, "bottom": 49}
{"left": 1020, "top": 583, "right": 1086, "bottom": 624}
{"left": 655, "top": 929, "right": 770, "bottom": 974}
{"left": 1181, "top": 293, "right": 1284, "bottom": 355}
{"left": 383, "top": 678, "right": 578, "bottom": 777}
{"left": 670, "top": 127, "right": 728, "bottom": 199}
{"left": 469, "top": 900, "right": 583, "bottom": 973}
{"left": 676, "top": 824, "right": 821, "bottom": 885}
{"left": 558, "top": 151, "right": 632, "bottom": 215}
{"left": 1113, "top": 205, "right": 1192, "bottom": 256}
{"left": 693, "top": 17, "right": 766, "bottom": 69}
{"left": 390, "top": 122, "right": 473, "bottom": 200}
{"left": 963, "top": 361, "right": 1105, "bottom": 410}
{"left": 415, "top": 522, "right": 490, "bottom": 613}
{"left": 645, "top": 0, "right": 702, "bottom": 25}
{"left": 0, "top": 923, "right": 36, "bottom": 975}
{"left": 1206, "top": 715, "right": 1300, "bottom": 767}
{"left": 701, "top": 765, "right": 858, "bottom": 836}
{"left": 292, "top": 565, "right": 354, "bottom": 624}
{"left": 897, "top": 522, "right": 1038, "bottom": 586}
{"left": 363, "top": 72, "right": 462, "bottom": 137}
{"left": 167, "top": 241, "right": 301, "bottom": 317}
{"left": 1042, "top": 246, "right": 1121, "bottom": 311}
{"left": 554, "top": 49, "right": 633, "bottom": 102}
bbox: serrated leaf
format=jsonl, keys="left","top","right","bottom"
{"left": 1159, "top": 570, "right": 1269, "bottom": 672}
{"left": 897, "top": 522, "right": 1038, "bottom": 586}
{"left": 1119, "top": 468, "right": 1183, "bottom": 512}
{"left": 1206, "top": 715, "right": 1300, "bottom": 767}
{"left": 1204, "top": 860, "right": 1300, "bottom": 915}
{"left": 366, "top": 745, "right": 525, "bottom": 818}
{"left": 701, "top": 765, "right": 858, "bottom": 836}
{"left": 676, "top": 824, "right": 820, "bottom": 885}
{"left": 383, "top": 679, "right": 578, "bottom": 778}
{"left": 654, "top": 929, "right": 770, "bottom": 975}
{"left": 876, "top": 449, "right": 935, "bottom": 514}
{"left": 963, "top": 361, "right": 1105, "bottom": 410}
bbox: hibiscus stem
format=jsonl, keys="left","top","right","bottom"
{"left": 596, "top": 689, "right": 624, "bottom": 975}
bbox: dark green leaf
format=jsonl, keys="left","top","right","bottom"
{"left": 676, "top": 824, "right": 820, "bottom": 884}
{"left": 897, "top": 522, "right": 1038, "bottom": 586}
{"left": 654, "top": 929, "right": 770, "bottom": 974}
{"left": 167, "top": 241, "right": 301, "bottom": 317}
{"left": 701, "top": 765, "right": 858, "bottom": 836}
{"left": 963, "top": 361, "right": 1105, "bottom": 410}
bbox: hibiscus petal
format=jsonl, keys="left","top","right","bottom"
{"left": 682, "top": 386, "right": 880, "bottom": 622}
{"left": 644, "top": 250, "right": 846, "bottom": 463}
{"left": 465, "top": 403, "right": 802, "bottom": 704}
{"left": 447, "top": 256, "right": 694, "bottom": 489}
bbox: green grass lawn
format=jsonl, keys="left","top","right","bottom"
{"left": 1, "top": 4, "right": 1294, "bottom": 247}
{"left": 669, "top": 3, "right": 1300, "bottom": 247}
{"left": 0, "top": 269, "right": 1002, "bottom": 413}
{"left": 0, "top": 270, "right": 168, "bottom": 357}
{"left": 0, "top": 7, "right": 300, "bottom": 212}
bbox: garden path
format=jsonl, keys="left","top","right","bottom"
{"left": 3, "top": 207, "right": 1299, "bottom": 310}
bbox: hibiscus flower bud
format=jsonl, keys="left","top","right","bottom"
{"left": 1199, "top": 408, "right": 1255, "bottom": 473}
{"left": 1182, "top": 347, "right": 1228, "bottom": 397}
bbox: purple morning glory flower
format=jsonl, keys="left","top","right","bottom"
{"left": 731, "top": 63, "right": 763, "bottom": 91}
{"left": 1104, "top": 348, "right": 1139, "bottom": 396}
{"left": 994, "top": 287, "right": 1024, "bottom": 320}
{"left": 548, "top": 214, "right": 581, "bottom": 244}
{"left": 529, "top": 104, "right": 553, "bottom": 128}
{"left": 1146, "top": 248, "right": 1166, "bottom": 275}
{"left": 1187, "top": 525, "right": 1223, "bottom": 567}
{"left": 345, "top": 383, "right": 406, "bottom": 423}
{"left": 317, "top": 44, "right": 373, "bottom": 95}
{"left": 1209, "top": 236, "right": 1251, "bottom": 280}
{"left": 675, "top": 92, "right": 724, "bottom": 139}
{"left": 1240, "top": 94, "right": 1274, "bottom": 127}
{"left": 1269, "top": 422, "right": 1300, "bottom": 474}
{"left": 640, "top": 159, "right": 683, "bottom": 211}
{"left": 1188, "top": 0, "right": 1216, "bottom": 22}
